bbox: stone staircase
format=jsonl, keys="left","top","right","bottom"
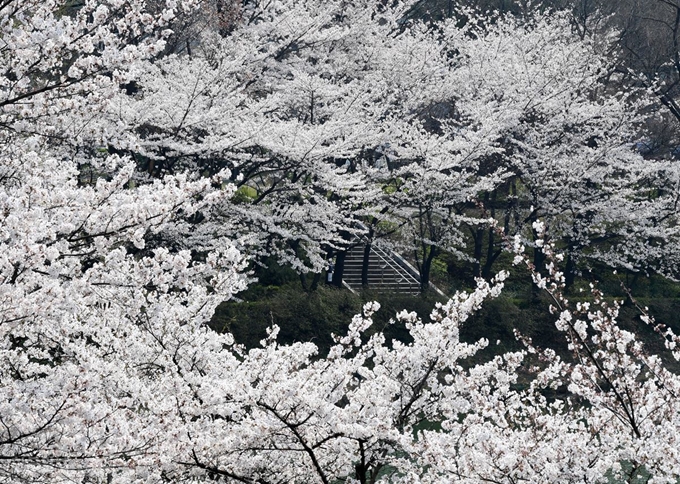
{"left": 340, "top": 244, "right": 422, "bottom": 294}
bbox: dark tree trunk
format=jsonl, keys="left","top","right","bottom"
{"left": 300, "top": 272, "right": 322, "bottom": 292}
{"left": 482, "top": 227, "right": 499, "bottom": 280}
{"left": 361, "top": 227, "right": 375, "bottom": 288}
{"left": 511, "top": 179, "right": 520, "bottom": 230}
{"left": 361, "top": 243, "right": 371, "bottom": 288}
{"left": 481, "top": 190, "right": 497, "bottom": 279}
{"left": 564, "top": 252, "right": 576, "bottom": 291}
{"left": 332, "top": 250, "right": 347, "bottom": 288}
{"left": 299, "top": 272, "right": 309, "bottom": 292}
{"left": 532, "top": 245, "right": 544, "bottom": 272}
{"left": 472, "top": 226, "right": 484, "bottom": 278}
{"left": 473, "top": 192, "right": 492, "bottom": 277}
{"left": 420, "top": 247, "right": 437, "bottom": 292}
{"left": 309, "top": 272, "right": 321, "bottom": 292}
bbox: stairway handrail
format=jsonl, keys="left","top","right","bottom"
{"left": 371, "top": 245, "right": 420, "bottom": 286}
{"left": 373, "top": 245, "right": 447, "bottom": 297}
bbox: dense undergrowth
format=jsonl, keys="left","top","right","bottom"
{"left": 212, "top": 257, "right": 680, "bottom": 371}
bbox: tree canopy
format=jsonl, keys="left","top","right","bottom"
{"left": 2, "top": 1, "right": 680, "bottom": 483}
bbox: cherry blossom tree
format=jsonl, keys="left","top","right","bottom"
{"left": 5, "top": 1, "right": 680, "bottom": 483}
{"left": 94, "top": 0, "right": 418, "bottom": 276}
{"left": 436, "top": 11, "right": 680, "bottom": 284}
{"left": 355, "top": 10, "right": 662, "bottom": 289}
{"left": 0, "top": 1, "right": 248, "bottom": 480}
{"left": 6, "top": 149, "right": 680, "bottom": 482}
{"left": 0, "top": 146, "right": 247, "bottom": 482}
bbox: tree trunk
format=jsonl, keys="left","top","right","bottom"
{"left": 361, "top": 242, "right": 371, "bottom": 288}
{"left": 481, "top": 190, "right": 497, "bottom": 279}
{"left": 309, "top": 272, "right": 321, "bottom": 292}
{"left": 361, "top": 227, "right": 375, "bottom": 288}
{"left": 472, "top": 226, "right": 484, "bottom": 278}
{"left": 299, "top": 272, "right": 310, "bottom": 292}
{"left": 332, "top": 250, "right": 346, "bottom": 288}
{"left": 482, "top": 228, "right": 497, "bottom": 279}
{"left": 564, "top": 250, "right": 576, "bottom": 291}
{"left": 420, "top": 247, "right": 437, "bottom": 293}
{"left": 511, "top": 179, "right": 520, "bottom": 230}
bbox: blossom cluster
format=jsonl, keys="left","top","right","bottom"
{"left": 1, "top": 1, "right": 680, "bottom": 483}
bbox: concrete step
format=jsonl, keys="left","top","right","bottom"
{"left": 334, "top": 242, "right": 424, "bottom": 294}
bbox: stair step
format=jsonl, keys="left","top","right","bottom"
{"left": 335, "top": 243, "right": 424, "bottom": 294}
